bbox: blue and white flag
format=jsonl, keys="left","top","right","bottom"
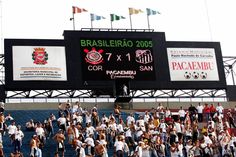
{"left": 146, "top": 8, "right": 161, "bottom": 16}
{"left": 90, "top": 13, "right": 106, "bottom": 21}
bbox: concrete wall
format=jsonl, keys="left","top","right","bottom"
{"left": 4, "top": 101, "right": 236, "bottom": 110}
{"left": 132, "top": 101, "right": 236, "bottom": 109}
{"left": 5, "top": 102, "right": 113, "bottom": 110}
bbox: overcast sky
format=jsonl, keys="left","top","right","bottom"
{"left": 1, "top": 0, "right": 236, "bottom": 56}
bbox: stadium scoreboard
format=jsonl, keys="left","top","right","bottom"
{"left": 4, "top": 31, "right": 226, "bottom": 90}
{"left": 80, "top": 38, "right": 156, "bottom": 80}
{"left": 64, "top": 30, "right": 167, "bottom": 84}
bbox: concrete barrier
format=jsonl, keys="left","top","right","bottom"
{"left": 4, "top": 101, "right": 236, "bottom": 110}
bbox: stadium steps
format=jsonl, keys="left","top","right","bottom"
{"left": 2, "top": 110, "right": 129, "bottom": 157}
{"left": 4, "top": 109, "right": 235, "bottom": 157}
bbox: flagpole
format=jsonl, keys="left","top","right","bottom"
{"left": 91, "top": 20, "right": 93, "bottom": 29}
{"left": 147, "top": 14, "right": 150, "bottom": 30}
{"left": 129, "top": 14, "right": 132, "bottom": 30}
{"left": 72, "top": 12, "right": 75, "bottom": 30}
{"left": 71, "top": 7, "right": 75, "bottom": 30}
{"left": 110, "top": 14, "right": 113, "bottom": 30}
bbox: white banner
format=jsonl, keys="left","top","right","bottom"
{"left": 167, "top": 48, "right": 219, "bottom": 81}
{"left": 13, "top": 46, "right": 67, "bottom": 81}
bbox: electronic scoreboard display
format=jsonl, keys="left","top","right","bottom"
{"left": 64, "top": 31, "right": 167, "bottom": 82}
{"left": 80, "top": 38, "right": 155, "bottom": 80}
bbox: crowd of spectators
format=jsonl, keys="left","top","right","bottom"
{"left": 0, "top": 101, "right": 235, "bottom": 157}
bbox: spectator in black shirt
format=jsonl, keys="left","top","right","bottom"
{"left": 188, "top": 104, "right": 198, "bottom": 123}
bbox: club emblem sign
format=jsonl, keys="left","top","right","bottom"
{"left": 84, "top": 47, "right": 103, "bottom": 65}
{"left": 135, "top": 49, "right": 153, "bottom": 64}
{"left": 32, "top": 48, "right": 48, "bottom": 65}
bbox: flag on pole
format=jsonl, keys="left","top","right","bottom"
{"left": 146, "top": 8, "right": 160, "bottom": 16}
{"left": 110, "top": 14, "right": 125, "bottom": 22}
{"left": 128, "top": 8, "right": 143, "bottom": 15}
{"left": 90, "top": 13, "right": 106, "bottom": 21}
{"left": 72, "top": 6, "right": 88, "bottom": 14}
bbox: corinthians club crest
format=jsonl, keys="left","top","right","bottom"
{"left": 84, "top": 47, "right": 104, "bottom": 65}
{"left": 32, "top": 48, "right": 48, "bottom": 65}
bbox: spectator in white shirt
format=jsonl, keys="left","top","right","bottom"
{"left": 170, "top": 142, "right": 181, "bottom": 157}
{"left": 159, "top": 119, "right": 168, "bottom": 133}
{"left": 76, "top": 143, "right": 86, "bottom": 157}
{"left": 143, "top": 111, "right": 150, "bottom": 124}
{"left": 85, "top": 112, "right": 92, "bottom": 125}
{"left": 178, "top": 106, "right": 186, "bottom": 122}
{"left": 114, "top": 136, "right": 125, "bottom": 157}
{"left": 25, "top": 119, "right": 35, "bottom": 131}
{"left": 184, "top": 139, "right": 193, "bottom": 157}
{"left": 124, "top": 127, "right": 134, "bottom": 150}
{"left": 35, "top": 123, "right": 45, "bottom": 145}
{"left": 222, "top": 144, "right": 232, "bottom": 157}
{"left": 177, "top": 140, "right": 184, "bottom": 157}
{"left": 85, "top": 123, "right": 96, "bottom": 138}
{"left": 203, "top": 132, "right": 213, "bottom": 145}
{"left": 101, "top": 113, "right": 109, "bottom": 124}
{"left": 75, "top": 101, "right": 84, "bottom": 116}
{"left": 135, "top": 122, "right": 144, "bottom": 140}
{"left": 57, "top": 114, "right": 66, "bottom": 133}
{"left": 100, "top": 122, "right": 107, "bottom": 130}
{"left": 165, "top": 107, "right": 172, "bottom": 118}
{"left": 136, "top": 116, "right": 145, "bottom": 129}
{"left": 5, "top": 113, "right": 14, "bottom": 121}
{"left": 233, "top": 142, "right": 236, "bottom": 157}
{"left": 84, "top": 134, "right": 95, "bottom": 156}
{"left": 126, "top": 113, "right": 135, "bottom": 126}
{"left": 49, "top": 113, "right": 56, "bottom": 122}
{"left": 72, "top": 112, "right": 83, "bottom": 124}
{"left": 135, "top": 141, "right": 143, "bottom": 157}
{"left": 71, "top": 103, "right": 78, "bottom": 114}
{"left": 117, "top": 123, "right": 124, "bottom": 134}
{"left": 196, "top": 103, "right": 204, "bottom": 122}
{"left": 216, "top": 103, "right": 224, "bottom": 118}
{"left": 13, "top": 125, "right": 24, "bottom": 153}
{"left": 213, "top": 111, "right": 223, "bottom": 127}
{"left": 156, "top": 103, "right": 164, "bottom": 111}
{"left": 174, "top": 119, "right": 183, "bottom": 141}
{"left": 7, "top": 121, "right": 17, "bottom": 141}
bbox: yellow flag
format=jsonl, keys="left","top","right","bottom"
{"left": 129, "top": 8, "right": 143, "bottom": 15}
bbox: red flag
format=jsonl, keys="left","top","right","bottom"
{"left": 72, "top": 6, "right": 87, "bottom": 14}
